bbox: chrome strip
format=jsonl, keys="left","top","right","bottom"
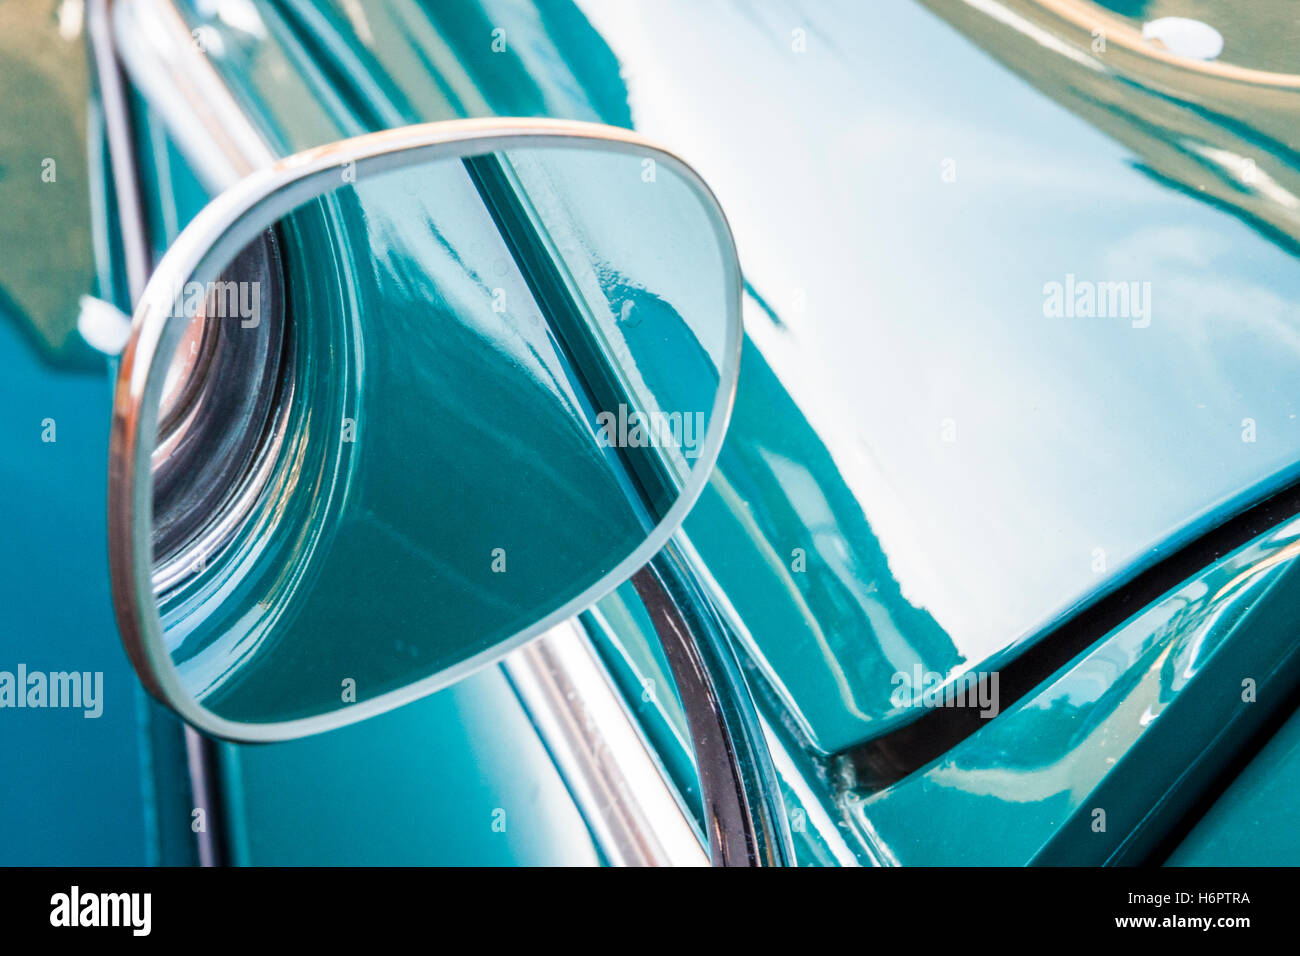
{"left": 88, "top": 0, "right": 224, "bottom": 867}
{"left": 630, "top": 550, "right": 793, "bottom": 866}
{"left": 181, "top": 728, "right": 226, "bottom": 867}
{"left": 675, "top": 530, "right": 866, "bottom": 864}
{"left": 112, "top": 0, "right": 716, "bottom": 864}
{"left": 503, "top": 621, "right": 707, "bottom": 867}
{"left": 112, "top": 0, "right": 276, "bottom": 190}
{"left": 88, "top": 0, "right": 150, "bottom": 300}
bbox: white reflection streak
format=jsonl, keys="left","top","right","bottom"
{"left": 960, "top": 0, "right": 1106, "bottom": 72}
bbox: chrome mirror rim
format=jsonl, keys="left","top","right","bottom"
{"left": 108, "top": 118, "right": 744, "bottom": 742}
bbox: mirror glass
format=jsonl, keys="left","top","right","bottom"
{"left": 117, "top": 136, "right": 739, "bottom": 735}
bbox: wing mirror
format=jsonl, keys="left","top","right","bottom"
{"left": 109, "top": 120, "right": 741, "bottom": 741}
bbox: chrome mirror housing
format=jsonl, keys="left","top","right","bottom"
{"left": 109, "top": 119, "right": 742, "bottom": 742}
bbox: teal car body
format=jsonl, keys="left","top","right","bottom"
{"left": 3, "top": 0, "right": 1300, "bottom": 865}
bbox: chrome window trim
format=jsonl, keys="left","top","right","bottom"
{"left": 673, "top": 531, "right": 868, "bottom": 864}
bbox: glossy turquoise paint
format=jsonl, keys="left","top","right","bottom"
{"left": 845, "top": 514, "right": 1300, "bottom": 865}
{"left": 16, "top": 0, "right": 1295, "bottom": 869}
{"left": 1168, "top": 704, "right": 1300, "bottom": 866}
{"left": 0, "top": 17, "right": 196, "bottom": 863}
{"left": 221, "top": 667, "right": 599, "bottom": 865}
{"left": 0, "top": 315, "right": 153, "bottom": 864}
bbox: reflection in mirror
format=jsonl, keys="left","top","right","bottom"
{"left": 125, "top": 139, "right": 738, "bottom": 733}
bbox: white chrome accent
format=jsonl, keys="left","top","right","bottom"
{"left": 77, "top": 294, "right": 133, "bottom": 355}
{"left": 504, "top": 621, "right": 707, "bottom": 867}
{"left": 1141, "top": 17, "right": 1223, "bottom": 62}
